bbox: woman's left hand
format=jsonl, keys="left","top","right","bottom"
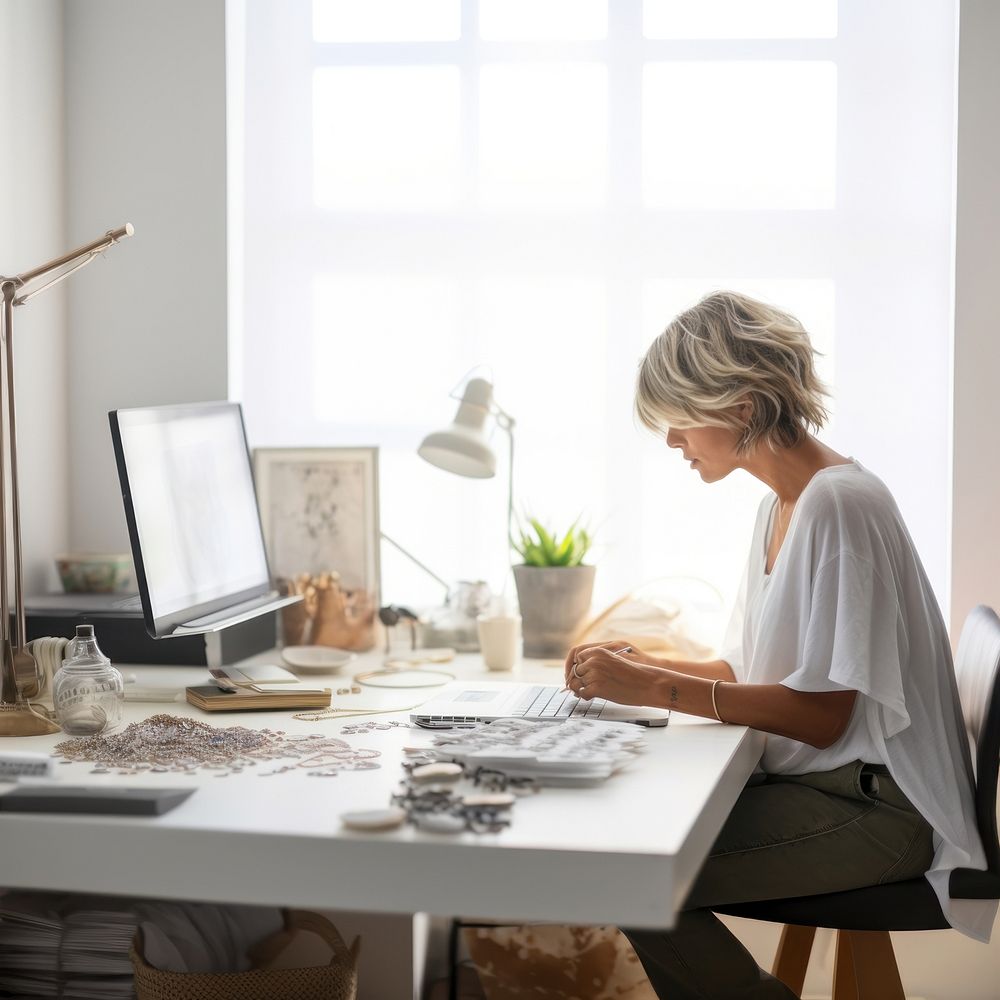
{"left": 567, "top": 645, "right": 664, "bottom": 706}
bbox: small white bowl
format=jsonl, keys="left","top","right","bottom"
{"left": 281, "top": 646, "right": 356, "bottom": 674}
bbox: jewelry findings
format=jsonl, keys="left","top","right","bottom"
{"left": 52, "top": 714, "right": 382, "bottom": 778}
{"left": 293, "top": 705, "right": 422, "bottom": 723}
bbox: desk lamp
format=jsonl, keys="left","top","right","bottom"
{"left": 417, "top": 376, "right": 516, "bottom": 585}
{"left": 0, "top": 224, "right": 134, "bottom": 737}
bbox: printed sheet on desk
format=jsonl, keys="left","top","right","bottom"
{"left": 428, "top": 717, "right": 645, "bottom": 786}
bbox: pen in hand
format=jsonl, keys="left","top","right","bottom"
{"left": 563, "top": 645, "right": 635, "bottom": 691}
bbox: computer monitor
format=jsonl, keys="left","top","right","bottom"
{"left": 109, "top": 401, "right": 299, "bottom": 639}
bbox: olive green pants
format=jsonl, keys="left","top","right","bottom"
{"left": 622, "top": 760, "right": 934, "bottom": 1000}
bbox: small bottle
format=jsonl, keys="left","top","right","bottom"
{"left": 52, "top": 625, "right": 124, "bottom": 737}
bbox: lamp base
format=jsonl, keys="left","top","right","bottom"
{"left": 0, "top": 701, "right": 60, "bottom": 736}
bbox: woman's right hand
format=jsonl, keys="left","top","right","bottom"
{"left": 563, "top": 641, "right": 658, "bottom": 689}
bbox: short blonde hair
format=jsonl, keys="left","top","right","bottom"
{"left": 635, "top": 290, "right": 830, "bottom": 455}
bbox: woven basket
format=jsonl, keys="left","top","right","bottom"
{"left": 130, "top": 909, "right": 360, "bottom": 1000}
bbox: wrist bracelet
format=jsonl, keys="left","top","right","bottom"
{"left": 711, "top": 679, "right": 724, "bottom": 722}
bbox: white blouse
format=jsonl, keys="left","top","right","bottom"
{"left": 719, "top": 459, "right": 996, "bottom": 942}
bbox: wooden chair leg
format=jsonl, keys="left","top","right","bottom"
{"left": 844, "top": 930, "right": 905, "bottom": 1000}
{"left": 771, "top": 923, "right": 816, "bottom": 996}
{"left": 832, "top": 930, "right": 858, "bottom": 1000}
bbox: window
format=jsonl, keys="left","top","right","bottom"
{"left": 235, "top": 0, "right": 957, "bottom": 637}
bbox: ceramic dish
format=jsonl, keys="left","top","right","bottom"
{"left": 55, "top": 553, "right": 134, "bottom": 593}
{"left": 281, "top": 646, "right": 357, "bottom": 674}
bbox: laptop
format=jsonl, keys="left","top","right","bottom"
{"left": 411, "top": 680, "right": 671, "bottom": 728}
{"left": 109, "top": 401, "right": 299, "bottom": 639}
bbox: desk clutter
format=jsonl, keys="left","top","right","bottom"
{"left": 279, "top": 572, "right": 376, "bottom": 651}
{"left": 430, "top": 717, "right": 646, "bottom": 786}
{"left": 0, "top": 893, "right": 359, "bottom": 1000}
{"left": 21, "top": 627, "right": 126, "bottom": 739}
{"left": 341, "top": 754, "right": 530, "bottom": 836}
{"left": 342, "top": 719, "right": 645, "bottom": 837}
{"left": 50, "top": 714, "right": 382, "bottom": 778}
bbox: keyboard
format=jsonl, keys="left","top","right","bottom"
{"left": 508, "top": 684, "right": 608, "bottom": 720}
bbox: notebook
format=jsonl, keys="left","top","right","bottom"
{"left": 411, "top": 681, "right": 671, "bottom": 728}
{"left": 185, "top": 685, "right": 331, "bottom": 712}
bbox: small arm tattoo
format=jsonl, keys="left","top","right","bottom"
{"left": 670, "top": 685, "right": 679, "bottom": 705}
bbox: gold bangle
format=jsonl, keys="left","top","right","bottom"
{"left": 711, "top": 679, "right": 724, "bottom": 722}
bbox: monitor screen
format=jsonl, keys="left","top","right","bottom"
{"left": 109, "top": 402, "right": 273, "bottom": 637}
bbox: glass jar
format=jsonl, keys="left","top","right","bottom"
{"left": 420, "top": 580, "right": 492, "bottom": 651}
{"left": 52, "top": 625, "right": 124, "bottom": 736}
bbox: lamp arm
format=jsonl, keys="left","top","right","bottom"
{"left": 494, "top": 410, "right": 516, "bottom": 593}
{"left": 7, "top": 223, "right": 134, "bottom": 294}
{"left": 0, "top": 289, "right": 11, "bottom": 680}
{"left": 0, "top": 284, "right": 23, "bottom": 658}
{"left": 380, "top": 532, "right": 452, "bottom": 597}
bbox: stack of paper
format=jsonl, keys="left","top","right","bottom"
{"left": 0, "top": 891, "right": 287, "bottom": 994}
{"left": 0, "top": 895, "right": 135, "bottom": 998}
{"left": 0, "top": 895, "right": 64, "bottom": 998}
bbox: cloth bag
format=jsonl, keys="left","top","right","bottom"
{"left": 131, "top": 909, "right": 360, "bottom": 1000}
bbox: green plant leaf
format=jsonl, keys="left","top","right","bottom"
{"left": 554, "top": 516, "right": 580, "bottom": 562}
{"left": 511, "top": 510, "right": 594, "bottom": 566}
{"left": 527, "top": 518, "right": 556, "bottom": 561}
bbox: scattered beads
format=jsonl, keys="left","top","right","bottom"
{"left": 341, "top": 720, "right": 411, "bottom": 736}
{"left": 410, "top": 762, "right": 463, "bottom": 784}
{"left": 341, "top": 807, "right": 408, "bottom": 832}
{"left": 51, "top": 714, "right": 382, "bottom": 778}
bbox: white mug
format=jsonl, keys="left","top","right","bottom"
{"left": 477, "top": 614, "right": 522, "bottom": 671}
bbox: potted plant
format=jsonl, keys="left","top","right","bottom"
{"left": 511, "top": 517, "right": 595, "bottom": 659}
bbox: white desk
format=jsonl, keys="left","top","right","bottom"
{"left": 0, "top": 651, "right": 763, "bottom": 931}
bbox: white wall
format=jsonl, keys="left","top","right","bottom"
{"left": 63, "top": 0, "right": 229, "bottom": 553}
{"left": 951, "top": 1, "right": 1000, "bottom": 637}
{"left": 0, "top": 0, "right": 69, "bottom": 594}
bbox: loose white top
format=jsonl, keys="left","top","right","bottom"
{"left": 720, "top": 459, "right": 996, "bottom": 941}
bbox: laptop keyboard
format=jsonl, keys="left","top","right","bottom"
{"left": 508, "top": 685, "right": 608, "bottom": 720}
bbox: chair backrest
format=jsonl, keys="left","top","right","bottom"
{"left": 953, "top": 604, "right": 1000, "bottom": 875}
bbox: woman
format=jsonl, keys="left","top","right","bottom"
{"left": 564, "top": 291, "right": 994, "bottom": 999}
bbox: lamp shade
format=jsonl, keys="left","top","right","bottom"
{"left": 418, "top": 377, "right": 497, "bottom": 479}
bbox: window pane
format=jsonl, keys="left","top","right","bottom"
{"left": 479, "top": 64, "right": 608, "bottom": 209}
{"left": 644, "top": 0, "right": 837, "bottom": 39}
{"left": 314, "top": 67, "right": 461, "bottom": 210}
{"left": 379, "top": 446, "right": 501, "bottom": 605}
{"left": 641, "top": 277, "right": 836, "bottom": 421}
{"left": 312, "top": 275, "right": 461, "bottom": 425}
{"left": 643, "top": 62, "right": 837, "bottom": 210}
{"left": 478, "top": 275, "right": 607, "bottom": 523}
{"left": 479, "top": 0, "right": 607, "bottom": 41}
{"left": 313, "top": 0, "right": 460, "bottom": 42}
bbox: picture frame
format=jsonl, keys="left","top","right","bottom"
{"left": 252, "top": 447, "right": 381, "bottom": 603}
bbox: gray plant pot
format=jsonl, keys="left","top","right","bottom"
{"left": 512, "top": 564, "right": 597, "bottom": 660}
